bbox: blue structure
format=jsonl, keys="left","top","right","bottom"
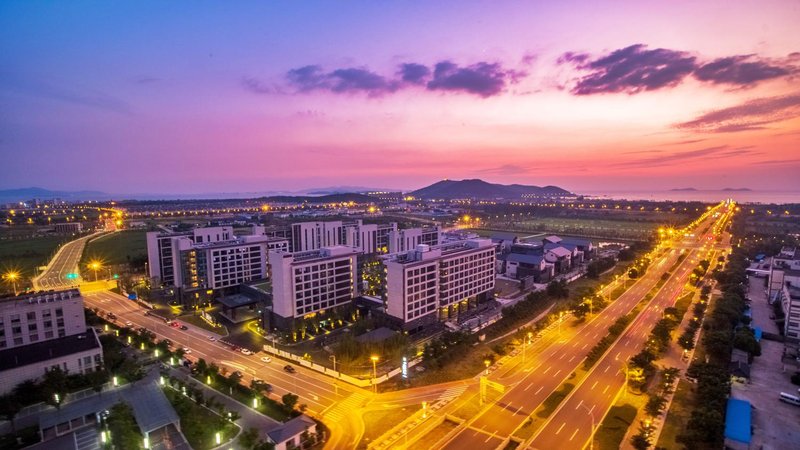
{"left": 753, "top": 327, "right": 762, "bottom": 342}
{"left": 725, "top": 398, "right": 751, "bottom": 444}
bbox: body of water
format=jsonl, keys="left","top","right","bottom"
{"left": 581, "top": 190, "right": 800, "bottom": 204}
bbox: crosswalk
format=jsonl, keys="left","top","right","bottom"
{"left": 322, "top": 391, "right": 370, "bottom": 424}
{"left": 435, "top": 385, "right": 467, "bottom": 405}
{"left": 74, "top": 426, "right": 100, "bottom": 450}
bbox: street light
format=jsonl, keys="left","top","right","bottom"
{"left": 484, "top": 359, "right": 491, "bottom": 375}
{"left": 3, "top": 271, "right": 19, "bottom": 296}
{"left": 370, "top": 355, "right": 379, "bottom": 394}
{"left": 88, "top": 260, "right": 102, "bottom": 282}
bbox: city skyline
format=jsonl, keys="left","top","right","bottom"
{"left": 2, "top": 0, "right": 800, "bottom": 195}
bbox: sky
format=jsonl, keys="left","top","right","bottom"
{"left": 1, "top": 0, "right": 800, "bottom": 196}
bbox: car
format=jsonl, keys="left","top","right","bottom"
{"left": 241, "top": 348, "right": 253, "bottom": 356}
{"left": 283, "top": 365, "right": 296, "bottom": 374}
{"left": 144, "top": 310, "right": 151, "bottom": 316}
{"left": 125, "top": 321, "right": 133, "bottom": 327}
{"left": 182, "top": 348, "right": 191, "bottom": 354}
{"left": 162, "top": 339, "right": 172, "bottom": 346}
{"left": 170, "top": 321, "right": 180, "bottom": 328}
{"left": 231, "top": 345, "right": 241, "bottom": 352}
{"left": 260, "top": 356, "right": 272, "bottom": 363}
{"left": 233, "top": 370, "right": 243, "bottom": 378}
{"left": 180, "top": 325, "right": 188, "bottom": 331}
{"left": 208, "top": 336, "right": 216, "bottom": 342}
{"left": 107, "top": 313, "right": 117, "bottom": 320}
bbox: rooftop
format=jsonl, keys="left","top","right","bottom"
{"left": 0, "top": 288, "right": 81, "bottom": 306}
{"left": 267, "top": 414, "right": 316, "bottom": 444}
{"left": 0, "top": 329, "right": 100, "bottom": 371}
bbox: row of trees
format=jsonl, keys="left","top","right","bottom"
{"left": 677, "top": 217, "right": 754, "bottom": 448}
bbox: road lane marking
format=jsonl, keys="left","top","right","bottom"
{"left": 591, "top": 381, "right": 598, "bottom": 390}
{"left": 554, "top": 369, "right": 561, "bottom": 377}
{"left": 556, "top": 422, "right": 566, "bottom": 434}
{"left": 535, "top": 386, "right": 544, "bottom": 395}
{"left": 525, "top": 383, "right": 533, "bottom": 391}
{"left": 559, "top": 353, "right": 565, "bottom": 360}
{"left": 581, "top": 343, "right": 588, "bottom": 350}
{"left": 543, "top": 367, "right": 551, "bottom": 374}
{"left": 569, "top": 428, "right": 579, "bottom": 441}
{"left": 575, "top": 400, "right": 583, "bottom": 410}
{"left": 603, "top": 365, "right": 609, "bottom": 373}
{"left": 569, "top": 355, "right": 576, "bottom": 363}
{"left": 603, "top": 385, "right": 609, "bottom": 394}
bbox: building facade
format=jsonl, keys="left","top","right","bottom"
{"left": 381, "top": 239, "right": 496, "bottom": 330}
{"left": 0, "top": 290, "right": 103, "bottom": 394}
{"left": 268, "top": 246, "right": 360, "bottom": 330}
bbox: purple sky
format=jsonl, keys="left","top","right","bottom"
{"left": 1, "top": 0, "right": 799, "bottom": 195}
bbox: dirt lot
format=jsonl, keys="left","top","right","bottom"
{"left": 730, "top": 276, "right": 800, "bottom": 449}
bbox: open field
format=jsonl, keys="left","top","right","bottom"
{"left": 476, "top": 216, "right": 659, "bottom": 240}
{"left": 0, "top": 235, "right": 71, "bottom": 286}
{"left": 594, "top": 403, "right": 638, "bottom": 450}
{"left": 81, "top": 230, "right": 147, "bottom": 269}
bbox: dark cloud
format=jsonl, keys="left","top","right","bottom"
{"left": 563, "top": 44, "right": 697, "bottom": 95}
{"left": 241, "top": 77, "right": 277, "bottom": 94}
{"left": 476, "top": 164, "right": 530, "bottom": 175}
{"left": 693, "top": 55, "right": 797, "bottom": 86}
{"left": 398, "top": 63, "right": 430, "bottom": 84}
{"left": 278, "top": 60, "right": 522, "bottom": 98}
{"left": 285, "top": 65, "right": 399, "bottom": 96}
{"left": 675, "top": 93, "right": 800, "bottom": 133}
{"left": 427, "top": 61, "right": 520, "bottom": 97}
{"left": 613, "top": 145, "right": 730, "bottom": 168}
{"left": 561, "top": 45, "right": 798, "bottom": 95}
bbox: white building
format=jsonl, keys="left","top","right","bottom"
{"left": 0, "top": 290, "right": 103, "bottom": 394}
{"left": 268, "top": 246, "right": 359, "bottom": 330}
{"left": 289, "top": 219, "right": 440, "bottom": 255}
{"left": 146, "top": 226, "right": 289, "bottom": 296}
{"left": 381, "top": 239, "right": 495, "bottom": 330}
{"left": 0, "top": 288, "right": 86, "bottom": 349}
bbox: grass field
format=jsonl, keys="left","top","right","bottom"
{"left": 81, "top": 230, "right": 147, "bottom": 268}
{"left": 657, "top": 380, "right": 693, "bottom": 448}
{"left": 594, "top": 403, "right": 638, "bottom": 450}
{"left": 475, "top": 216, "right": 658, "bottom": 240}
{"left": 0, "top": 235, "right": 70, "bottom": 288}
{"left": 360, "top": 406, "right": 415, "bottom": 448}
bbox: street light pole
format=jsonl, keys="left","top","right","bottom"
{"left": 370, "top": 356, "right": 379, "bottom": 394}
{"left": 581, "top": 403, "right": 596, "bottom": 450}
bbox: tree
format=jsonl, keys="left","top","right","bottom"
{"left": 631, "top": 432, "right": 650, "bottom": 450}
{"left": 282, "top": 393, "right": 299, "bottom": 410}
{"left": 0, "top": 394, "right": 23, "bottom": 431}
{"left": 239, "top": 428, "right": 260, "bottom": 449}
{"left": 228, "top": 371, "right": 243, "bottom": 387}
{"left": 645, "top": 394, "right": 667, "bottom": 417}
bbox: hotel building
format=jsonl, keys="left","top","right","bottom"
{"left": 380, "top": 239, "right": 495, "bottom": 330}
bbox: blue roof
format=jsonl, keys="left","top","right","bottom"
{"left": 725, "top": 398, "right": 751, "bottom": 444}
{"left": 755, "top": 254, "right": 765, "bottom": 261}
{"left": 506, "top": 253, "right": 544, "bottom": 265}
{"left": 753, "top": 327, "right": 762, "bottom": 342}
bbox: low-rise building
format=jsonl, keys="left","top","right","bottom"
{"left": 53, "top": 222, "right": 82, "bottom": 234}
{"left": 265, "top": 414, "right": 318, "bottom": 450}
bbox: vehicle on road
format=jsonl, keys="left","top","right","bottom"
{"left": 241, "top": 348, "right": 253, "bottom": 355}
{"left": 125, "top": 321, "right": 133, "bottom": 327}
{"left": 233, "top": 370, "right": 243, "bottom": 378}
{"left": 780, "top": 392, "right": 800, "bottom": 406}
{"left": 107, "top": 313, "right": 116, "bottom": 320}
{"left": 170, "top": 321, "right": 180, "bottom": 328}
{"left": 283, "top": 365, "right": 296, "bottom": 374}
{"left": 182, "top": 348, "right": 192, "bottom": 354}
{"left": 208, "top": 336, "right": 216, "bottom": 342}
{"left": 180, "top": 325, "right": 188, "bottom": 331}
{"left": 260, "top": 356, "right": 272, "bottom": 363}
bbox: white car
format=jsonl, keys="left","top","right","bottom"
{"left": 240, "top": 348, "right": 253, "bottom": 356}
{"left": 207, "top": 336, "right": 216, "bottom": 342}
{"left": 182, "top": 348, "right": 191, "bottom": 354}
{"left": 125, "top": 321, "right": 133, "bottom": 327}
{"left": 260, "top": 356, "right": 272, "bottom": 363}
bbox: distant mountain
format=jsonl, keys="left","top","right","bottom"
{"left": 722, "top": 187, "right": 752, "bottom": 192}
{"left": 670, "top": 187, "right": 698, "bottom": 191}
{"left": 411, "top": 179, "right": 572, "bottom": 199}
{"left": 0, "top": 187, "right": 111, "bottom": 203}
{"left": 259, "top": 193, "right": 377, "bottom": 204}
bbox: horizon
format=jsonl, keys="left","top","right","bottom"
{"left": 2, "top": 1, "right": 800, "bottom": 194}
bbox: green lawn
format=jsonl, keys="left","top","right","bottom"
{"left": 416, "top": 419, "right": 459, "bottom": 450}
{"left": 536, "top": 382, "right": 575, "bottom": 418}
{"left": 81, "top": 230, "right": 147, "bottom": 269}
{"left": 163, "top": 388, "right": 239, "bottom": 450}
{"left": 360, "top": 406, "right": 416, "bottom": 448}
{"left": 594, "top": 404, "right": 638, "bottom": 450}
{"left": 657, "top": 380, "right": 694, "bottom": 448}
{"left": 0, "top": 235, "right": 70, "bottom": 289}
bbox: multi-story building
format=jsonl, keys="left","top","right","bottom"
{"left": 381, "top": 239, "right": 495, "bottom": 330}
{"left": 146, "top": 226, "right": 289, "bottom": 302}
{"left": 0, "top": 288, "right": 86, "bottom": 349}
{"left": 0, "top": 290, "right": 103, "bottom": 394}
{"left": 267, "top": 246, "right": 360, "bottom": 330}
{"left": 289, "top": 219, "right": 440, "bottom": 255}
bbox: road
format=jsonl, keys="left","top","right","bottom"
{"left": 526, "top": 202, "right": 734, "bottom": 450}
{"left": 432, "top": 204, "right": 729, "bottom": 450}
{"left": 33, "top": 231, "right": 104, "bottom": 290}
